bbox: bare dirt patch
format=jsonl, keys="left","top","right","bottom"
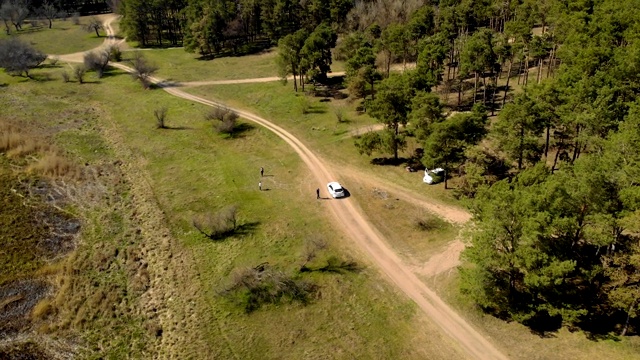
{"left": 0, "top": 280, "right": 50, "bottom": 338}
{"left": 415, "top": 239, "right": 465, "bottom": 277}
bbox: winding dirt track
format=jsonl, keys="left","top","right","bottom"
{"left": 68, "top": 15, "right": 508, "bottom": 360}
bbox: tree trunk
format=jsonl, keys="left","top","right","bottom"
{"left": 48, "top": 19, "right": 52, "bottom": 29}
{"left": 491, "top": 74, "right": 498, "bottom": 115}
{"left": 473, "top": 72, "right": 479, "bottom": 103}
{"left": 536, "top": 58, "right": 543, "bottom": 84}
{"left": 370, "top": 79, "right": 375, "bottom": 101}
{"left": 482, "top": 76, "right": 487, "bottom": 104}
{"left": 517, "top": 59, "right": 523, "bottom": 85}
{"left": 547, "top": 45, "right": 556, "bottom": 78}
{"left": 503, "top": 59, "right": 513, "bottom": 106}
{"left": 444, "top": 162, "right": 448, "bottom": 189}
{"left": 293, "top": 72, "right": 298, "bottom": 92}
{"left": 544, "top": 124, "right": 551, "bottom": 160}
{"left": 386, "top": 50, "right": 391, "bottom": 78}
{"left": 621, "top": 300, "right": 637, "bottom": 336}
{"left": 403, "top": 50, "right": 406, "bottom": 71}
{"left": 571, "top": 125, "right": 581, "bottom": 163}
{"left": 518, "top": 125, "right": 524, "bottom": 170}
{"left": 393, "top": 124, "right": 399, "bottom": 160}
{"left": 457, "top": 78, "right": 463, "bottom": 108}
{"left": 552, "top": 138, "right": 563, "bottom": 174}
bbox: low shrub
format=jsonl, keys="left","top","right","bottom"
{"left": 154, "top": 106, "right": 168, "bottom": 129}
{"left": 205, "top": 107, "right": 239, "bottom": 134}
{"left": 193, "top": 204, "right": 239, "bottom": 239}
{"left": 223, "top": 264, "right": 318, "bottom": 313}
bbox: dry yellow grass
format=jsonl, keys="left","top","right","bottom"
{"left": 28, "top": 152, "right": 80, "bottom": 178}
{"left": 1, "top": 120, "right": 80, "bottom": 178}
{"left": 31, "top": 298, "right": 54, "bottom": 319}
{"left": 1, "top": 123, "right": 49, "bottom": 156}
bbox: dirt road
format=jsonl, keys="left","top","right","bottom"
{"left": 67, "top": 17, "right": 508, "bottom": 360}
{"left": 154, "top": 85, "right": 507, "bottom": 360}
{"left": 53, "top": 15, "right": 124, "bottom": 64}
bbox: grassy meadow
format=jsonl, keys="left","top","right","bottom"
{"left": 184, "top": 81, "right": 460, "bottom": 206}
{"left": 0, "top": 64, "right": 464, "bottom": 358}
{"left": 0, "top": 16, "right": 106, "bottom": 55}
{"left": 120, "top": 47, "right": 346, "bottom": 83}
{"left": 125, "top": 48, "right": 281, "bottom": 82}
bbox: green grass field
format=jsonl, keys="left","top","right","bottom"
{"left": 94, "top": 71, "right": 463, "bottom": 359}
{"left": 123, "top": 48, "right": 280, "bottom": 82}
{"left": 0, "top": 66, "right": 465, "bottom": 359}
{"left": 184, "top": 81, "right": 460, "bottom": 207}
{"left": 0, "top": 17, "right": 105, "bottom": 55}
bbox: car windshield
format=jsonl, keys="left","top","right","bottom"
{"left": 335, "top": 187, "right": 343, "bottom": 192}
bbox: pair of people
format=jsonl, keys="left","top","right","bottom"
{"left": 259, "top": 167, "right": 264, "bottom": 190}
{"left": 259, "top": 167, "right": 321, "bottom": 199}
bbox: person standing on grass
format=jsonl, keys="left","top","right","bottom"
{"left": 259, "top": 181, "right": 262, "bottom": 191}
{"left": 316, "top": 188, "right": 320, "bottom": 199}
{"left": 260, "top": 167, "right": 264, "bottom": 177}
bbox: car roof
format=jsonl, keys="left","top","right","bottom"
{"left": 327, "top": 181, "right": 342, "bottom": 188}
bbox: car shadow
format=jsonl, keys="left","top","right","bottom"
{"left": 327, "top": 188, "right": 350, "bottom": 199}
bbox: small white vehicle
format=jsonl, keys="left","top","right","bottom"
{"left": 327, "top": 182, "right": 346, "bottom": 198}
{"left": 423, "top": 168, "right": 445, "bottom": 184}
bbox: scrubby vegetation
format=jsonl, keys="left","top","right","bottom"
{"left": 204, "top": 106, "right": 242, "bottom": 135}
{"left": 222, "top": 264, "right": 318, "bottom": 313}
{"left": 0, "top": 114, "right": 156, "bottom": 358}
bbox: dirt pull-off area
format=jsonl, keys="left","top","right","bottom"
{"left": 417, "top": 240, "right": 466, "bottom": 277}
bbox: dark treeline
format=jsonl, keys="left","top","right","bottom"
{"left": 0, "top": 0, "right": 112, "bottom": 34}
{"left": 119, "top": 0, "right": 351, "bottom": 51}
{"left": 28, "top": 0, "right": 111, "bottom": 14}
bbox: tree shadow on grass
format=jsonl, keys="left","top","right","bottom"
{"left": 31, "top": 73, "right": 58, "bottom": 82}
{"left": 224, "top": 122, "right": 255, "bottom": 138}
{"left": 522, "top": 311, "right": 562, "bottom": 338}
{"left": 371, "top": 157, "right": 410, "bottom": 166}
{"left": 42, "top": 63, "right": 62, "bottom": 69}
{"left": 300, "top": 256, "right": 362, "bottom": 274}
{"left": 97, "top": 68, "right": 122, "bottom": 78}
{"left": 234, "top": 221, "right": 260, "bottom": 236}
{"left": 194, "top": 42, "right": 273, "bottom": 60}
{"left": 156, "top": 80, "right": 181, "bottom": 88}
{"left": 304, "top": 104, "right": 327, "bottom": 114}
{"left": 161, "top": 125, "right": 193, "bottom": 131}
{"left": 578, "top": 312, "right": 632, "bottom": 341}
{"left": 202, "top": 221, "right": 261, "bottom": 242}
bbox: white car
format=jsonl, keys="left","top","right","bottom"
{"left": 327, "top": 182, "right": 345, "bottom": 198}
{"left": 423, "top": 168, "right": 445, "bottom": 184}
